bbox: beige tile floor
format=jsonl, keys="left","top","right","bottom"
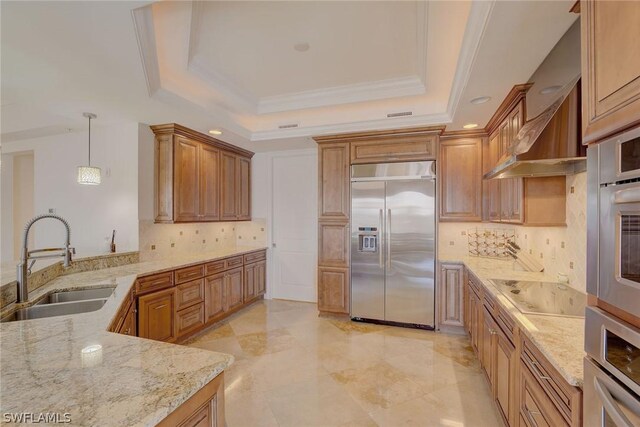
{"left": 184, "top": 299, "right": 502, "bottom": 427}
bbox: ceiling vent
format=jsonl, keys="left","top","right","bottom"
{"left": 278, "top": 123, "right": 299, "bottom": 129}
{"left": 387, "top": 111, "right": 413, "bottom": 118}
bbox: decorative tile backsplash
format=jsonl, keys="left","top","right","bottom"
{"left": 439, "top": 172, "right": 587, "bottom": 292}
{"left": 139, "top": 219, "right": 267, "bottom": 261}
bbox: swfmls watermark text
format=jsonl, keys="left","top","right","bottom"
{"left": 2, "top": 412, "right": 71, "bottom": 424}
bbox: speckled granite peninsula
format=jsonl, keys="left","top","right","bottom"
{"left": 0, "top": 246, "right": 266, "bottom": 426}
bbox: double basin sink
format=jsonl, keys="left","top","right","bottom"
{"left": 1, "top": 287, "right": 116, "bottom": 323}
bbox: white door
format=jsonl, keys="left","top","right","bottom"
{"left": 271, "top": 152, "right": 317, "bottom": 302}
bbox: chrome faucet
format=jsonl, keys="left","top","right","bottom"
{"left": 16, "top": 214, "right": 75, "bottom": 303}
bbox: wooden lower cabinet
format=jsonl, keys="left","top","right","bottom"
{"left": 204, "top": 273, "right": 225, "bottom": 323}
{"left": 438, "top": 263, "right": 465, "bottom": 330}
{"left": 318, "top": 267, "right": 349, "bottom": 314}
{"left": 158, "top": 372, "right": 225, "bottom": 427}
{"left": 138, "top": 287, "right": 176, "bottom": 342}
{"left": 128, "top": 250, "right": 266, "bottom": 344}
{"left": 463, "top": 267, "right": 581, "bottom": 427}
{"left": 224, "top": 267, "right": 244, "bottom": 311}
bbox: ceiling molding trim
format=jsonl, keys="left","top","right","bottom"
{"left": 445, "top": 0, "right": 495, "bottom": 120}
{"left": 313, "top": 125, "right": 446, "bottom": 144}
{"left": 187, "top": 1, "right": 204, "bottom": 63}
{"left": 250, "top": 111, "right": 450, "bottom": 141}
{"left": 416, "top": 1, "right": 429, "bottom": 84}
{"left": 131, "top": 5, "right": 161, "bottom": 96}
{"left": 257, "top": 76, "right": 426, "bottom": 114}
{"left": 188, "top": 54, "right": 259, "bottom": 113}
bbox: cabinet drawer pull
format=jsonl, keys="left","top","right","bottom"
{"left": 524, "top": 409, "right": 539, "bottom": 427}
{"left": 154, "top": 304, "right": 167, "bottom": 310}
{"left": 531, "top": 361, "right": 552, "bottom": 381}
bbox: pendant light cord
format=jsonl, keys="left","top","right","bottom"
{"left": 88, "top": 115, "right": 91, "bottom": 166}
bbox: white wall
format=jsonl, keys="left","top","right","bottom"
{"left": 1, "top": 122, "right": 139, "bottom": 261}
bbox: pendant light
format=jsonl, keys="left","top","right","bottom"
{"left": 77, "top": 112, "right": 101, "bottom": 185}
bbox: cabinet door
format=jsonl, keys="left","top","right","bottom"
{"left": 204, "top": 273, "right": 225, "bottom": 323}
{"left": 350, "top": 137, "right": 436, "bottom": 164}
{"left": 318, "top": 221, "right": 350, "bottom": 267}
{"left": 481, "top": 306, "right": 496, "bottom": 391}
{"left": 463, "top": 278, "right": 470, "bottom": 334}
{"left": 318, "top": 267, "right": 349, "bottom": 314}
{"left": 119, "top": 301, "right": 137, "bottom": 336}
{"left": 318, "top": 143, "right": 350, "bottom": 220}
{"left": 507, "top": 104, "right": 524, "bottom": 223}
{"left": 439, "top": 138, "right": 483, "bottom": 222}
{"left": 237, "top": 156, "right": 251, "bottom": 220}
{"left": 487, "top": 132, "right": 501, "bottom": 222}
{"left": 438, "top": 263, "right": 464, "bottom": 328}
{"left": 225, "top": 267, "right": 244, "bottom": 311}
{"left": 220, "top": 152, "right": 238, "bottom": 220}
{"left": 495, "top": 329, "right": 516, "bottom": 426}
{"left": 582, "top": 1, "right": 640, "bottom": 144}
{"left": 469, "top": 289, "right": 480, "bottom": 354}
{"left": 138, "top": 288, "right": 175, "bottom": 342}
{"left": 243, "top": 263, "right": 257, "bottom": 303}
{"left": 256, "top": 261, "right": 266, "bottom": 296}
{"left": 199, "top": 144, "right": 220, "bottom": 221}
{"left": 174, "top": 137, "right": 200, "bottom": 222}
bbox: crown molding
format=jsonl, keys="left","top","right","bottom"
{"left": 313, "top": 125, "right": 446, "bottom": 144}
{"left": 150, "top": 123, "right": 255, "bottom": 158}
{"left": 485, "top": 82, "right": 534, "bottom": 135}
{"left": 257, "top": 76, "right": 426, "bottom": 114}
{"left": 251, "top": 111, "right": 450, "bottom": 142}
{"left": 131, "top": 5, "right": 160, "bottom": 96}
{"left": 445, "top": 0, "right": 495, "bottom": 120}
{"left": 440, "top": 128, "right": 488, "bottom": 139}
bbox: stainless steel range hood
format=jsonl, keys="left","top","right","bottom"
{"left": 484, "top": 79, "right": 586, "bottom": 180}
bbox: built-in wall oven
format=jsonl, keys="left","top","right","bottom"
{"left": 586, "top": 126, "right": 640, "bottom": 426}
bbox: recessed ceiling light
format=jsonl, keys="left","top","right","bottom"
{"left": 539, "top": 85, "right": 562, "bottom": 95}
{"left": 470, "top": 96, "right": 491, "bottom": 105}
{"left": 209, "top": 129, "right": 223, "bottom": 135}
{"left": 463, "top": 123, "right": 479, "bottom": 129}
{"left": 294, "top": 42, "right": 310, "bottom": 52}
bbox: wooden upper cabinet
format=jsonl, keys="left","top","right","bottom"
{"left": 318, "top": 143, "right": 350, "bottom": 220}
{"left": 199, "top": 144, "right": 220, "bottom": 221}
{"left": 174, "top": 137, "right": 200, "bottom": 222}
{"left": 220, "top": 152, "right": 238, "bottom": 221}
{"left": 439, "top": 137, "right": 483, "bottom": 222}
{"left": 150, "top": 124, "right": 253, "bottom": 223}
{"left": 581, "top": 1, "right": 640, "bottom": 144}
{"left": 350, "top": 136, "right": 436, "bottom": 164}
{"left": 487, "top": 131, "right": 502, "bottom": 222}
{"left": 237, "top": 156, "right": 251, "bottom": 220}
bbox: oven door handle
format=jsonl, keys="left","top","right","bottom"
{"left": 613, "top": 186, "right": 640, "bottom": 204}
{"left": 593, "top": 376, "right": 638, "bottom": 427}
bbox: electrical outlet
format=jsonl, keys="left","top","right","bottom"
{"left": 449, "top": 241, "right": 455, "bottom": 246}
{"left": 561, "top": 241, "right": 565, "bottom": 249}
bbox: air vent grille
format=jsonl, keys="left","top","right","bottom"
{"left": 387, "top": 111, "right": 413, "bottom": 118}
{"left": 278, "top": 123, "right": 299, "bottom": 129}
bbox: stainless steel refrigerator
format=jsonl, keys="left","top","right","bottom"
{"left": 350, "top": 161, "right": 436, "bottom": 328}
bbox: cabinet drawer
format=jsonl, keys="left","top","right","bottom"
{"left": 496, "top": 306, "right": 516, "bottom": 344}
{"left": 176, "top": 278, "right": 204, "bottom": 311}
{"left": 176, "top": 303, "right": 205, "bottom": 338}
{"left": 243, "top": 250, "right": 266, "bottom": 264}
{"left": 520, "top": 362, "right": 568, "bottom": 427}
{"left": 136, "top": 271, "right": 174, "bottom": 294}
{"left": 175, "top": 264, "right": 204, "bottom": 284}
{"left": 205, "top": 260, "right": 226, "bottom": 276}
{"left": 179, "top": 401, "right": 210, "bottom": 427}
{"left": 521, "top": 338, "right": 577, "bottom": 424}
{"left": 225, "top": 256, "right": 243, "bottom": 269}
{"left": 482, "top": 289, "right": 498, "bottom": 314}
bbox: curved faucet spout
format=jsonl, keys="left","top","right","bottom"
{"left": 17, "top": 214, "right": 73, "bottom": 303}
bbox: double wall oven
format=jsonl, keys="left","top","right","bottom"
{"left": 585, "top": 126, "right": 640, "bottom": 426}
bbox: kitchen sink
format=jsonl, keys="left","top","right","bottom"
{"left": 1, "top": 299, "right": 108, "bottom": 322}
{"left": 35, "top": 287, "right": 116, "bottom": 305}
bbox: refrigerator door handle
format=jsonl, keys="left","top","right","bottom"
{"left": 378, "top": 209, "right": 384, "bottom": 268}
{"left": 387, "top": 208, "right": 391, "bottom": 269}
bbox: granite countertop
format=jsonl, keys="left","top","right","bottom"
{"left": 439, "top": 254, "right": 585, "bottom": 388}
{"left": 0, "top": 246, "right": 266, "bottom": 426}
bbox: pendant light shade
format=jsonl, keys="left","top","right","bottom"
{"left": 77, "top": 166, "right": 101, "bottom": 185}
{"left": 78, "top": 112, "right": 101, "bottom": 185}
